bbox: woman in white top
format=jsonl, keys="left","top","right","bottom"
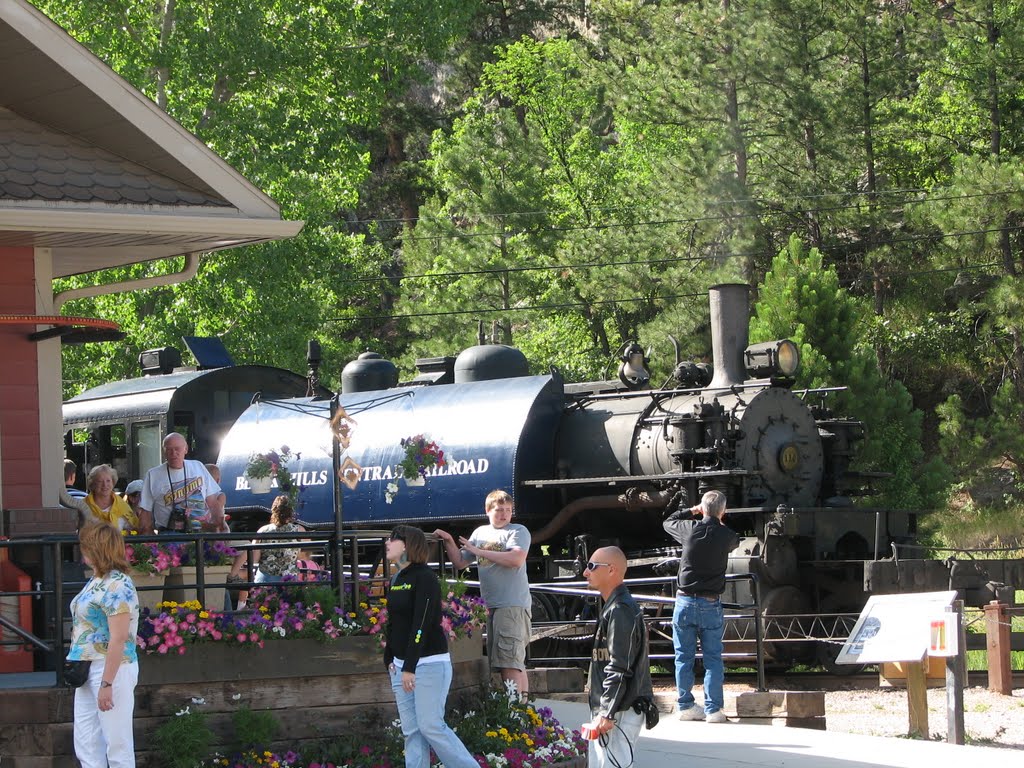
{"left": 60, "top": 464, "right": 139, "bottom": 532}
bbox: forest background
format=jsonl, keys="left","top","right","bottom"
{"left": 39, "top": 0, "right": 1024, "bottom": 546}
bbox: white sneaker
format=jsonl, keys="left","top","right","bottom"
{"left": 678, "top": 707, "right": 705, "bottom": 721}
{"left": 706, "top": 710, "right": 728, "bottom": 723}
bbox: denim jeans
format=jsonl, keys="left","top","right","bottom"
{"left": 389, "top": 661, "right": 478, "bottom": 768}
{"left": 672, "top": 595, "right": 725, "bottom": 714}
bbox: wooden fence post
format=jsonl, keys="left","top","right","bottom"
{"left": 984, "top": 600, "right": 1012, "bottom": 695}
{"left": 906, "top": 659, "right": 929, "bottom": 739}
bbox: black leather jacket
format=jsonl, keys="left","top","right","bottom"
{"left": 587, "top": 584, "right": 654, "bottom": 719}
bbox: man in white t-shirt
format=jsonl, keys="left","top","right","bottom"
{"left": 138, "top": 433, "right": 223, "bottom": 534}
{"left": 435, "top": 489, "right": 532, "bottom": 696}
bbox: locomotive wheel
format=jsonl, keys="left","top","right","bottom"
{"left": 530, "top": 592, "right": 595, "bottom": 665}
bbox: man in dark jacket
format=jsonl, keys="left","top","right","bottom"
{"left": 584, "top": 546, "right": 654, "bottom": 768}
{"left": 664, "top": 489, "right": 739, "bottom": 722}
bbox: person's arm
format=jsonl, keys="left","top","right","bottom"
{"left": 201, "top": 492, "right": 225, "bottom": 531}
{"left": 96, "top": 609, "right": 130, "bottom": 712}
{"left": 433, "top": 528, "right": 472, "bottom": 569}
{"left": 663, "top": 508, "right": 699, "bottom": 543}
{"left": 596, "top": 602, "right": 638, "bottom": 723}
{"left": 402, "top": 570, "right": 436, "bottom": 675}
{"left": 458, "top": 539, "right": 527, "bottom": 569}
{"left": 137, "top": 507, "right": 154, "bottom": 535}
{"left": 58, "top": 488, "right": 88, "bottom": 526}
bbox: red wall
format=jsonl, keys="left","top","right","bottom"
{"left": 0, "top": 247, "right": 42, "bottom": 509}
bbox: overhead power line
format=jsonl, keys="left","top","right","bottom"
{"left": 343, "top": 186, "right": 1022, "bottom": 231}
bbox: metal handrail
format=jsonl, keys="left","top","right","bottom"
{"left": 0, "top": 528, "right": 396, "bottom": 687}
{"left": 526, "top": 572, "right": 767, "bottom": 691}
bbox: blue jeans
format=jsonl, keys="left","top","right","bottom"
{"left": 672, "top": 595, "right": 725, "bottom": 714}
{"left": 389, "top": 661, "right": 477, "bottom": 768}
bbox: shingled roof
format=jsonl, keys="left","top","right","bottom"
{"left": 0, "top": 107, "right": 231, "bottom": 209}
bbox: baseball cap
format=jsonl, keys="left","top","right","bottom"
{"left": 124, "top": 479, "right": 144, "bottom": 495}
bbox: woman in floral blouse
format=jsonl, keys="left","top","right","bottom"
{"left": 229, "top": 495, "right": 305, "bottom": 585}
{"left": 69, "top": 523, "right": 140, "bottom": 768}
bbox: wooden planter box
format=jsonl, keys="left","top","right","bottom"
{"left": 138, "top": 634, "right": 483, "bottom": 686}
{"left": 162, "top": 565, "right": 232, "bottom": 610}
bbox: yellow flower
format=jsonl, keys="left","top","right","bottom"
{"left": 199, "top": 611, "right": 209, "bottom": 619}
{"left": 525, "top": 738, "right": 534, "bottom": 747}
{"left": 485, "top": 731, "right": 498, "bottom": 738}
{"left": 348, "top": 612, "right": 357, "bottom": 618}
{"left": 369, "top": 617, "right": 377, "bottom": 624}
{"left": 381, "top": 598, "right": 388, "bottom": 605}
{"left": 360, "top": 602, "right": 368, "bottom": 609}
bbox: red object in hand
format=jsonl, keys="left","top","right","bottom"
{"left": 581, "top": 723, "right": 601, "bottom": 740}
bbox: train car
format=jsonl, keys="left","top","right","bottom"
{"left": 62, "top": 339, "right": 326, "bottom": 488}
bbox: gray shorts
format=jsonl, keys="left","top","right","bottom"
{"left": 486, "top": 606, "right": 531, "bottom": 671}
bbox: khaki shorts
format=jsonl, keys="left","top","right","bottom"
{"left": 486, "top": 606, "right": 531, "bottom": 671}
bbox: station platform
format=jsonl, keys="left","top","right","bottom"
{"left": 541, "top": 697, "right": 1021, "bottom": 768}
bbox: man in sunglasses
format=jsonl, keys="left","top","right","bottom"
{"left": 663, "top": 489, "right": 739, "bottom": 723}
{"left": 434, "top": 489, "right": 531, "bottom": 697}
{"left": 582, "top": 546, "right": 654, "bottom": 768}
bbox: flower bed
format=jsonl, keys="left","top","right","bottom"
{"left": 136, "top": 577, "right": 485, "bottom": 655}
{"left": 154, "top": 685, "right": 587, "bottom": 768}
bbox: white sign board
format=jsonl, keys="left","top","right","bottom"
{"left": 834, "top": 591, "right": 957, "bottom": 665}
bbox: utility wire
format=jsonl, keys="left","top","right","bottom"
{"left": 332, "top": 258, "right": 1008, "bottom": 326}
{"left": 329, "top": 291, "right": 707, "bottom": 324}
{"left": 344, "top": 186, "right": 1021, "bottom": 231}
{"left": 345, "top": 226, "right": 1019, "bottom": 288}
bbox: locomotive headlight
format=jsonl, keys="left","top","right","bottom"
{"left": 744, "top": 339, "right": 800, "bottom": 379}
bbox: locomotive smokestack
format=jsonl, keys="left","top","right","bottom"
{"left": 708, "top": 283, "right": 750, "bottom": 389}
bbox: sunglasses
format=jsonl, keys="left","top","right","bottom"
{"left": 585, "top": 561, "right": 611, "bottom": 572}
{"left": 388, "top": 533, "right": 405, "bottom": 543}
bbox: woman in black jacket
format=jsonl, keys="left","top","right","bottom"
{"left": 384, "top": 525, "right": 478, "bottom": 768}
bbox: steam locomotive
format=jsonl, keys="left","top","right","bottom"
{"left": 65, "top": 284, "right": 1019, "bottom": 664}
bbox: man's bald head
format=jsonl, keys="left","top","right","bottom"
{"left": 163, "top": 432, "right": 188, "bottom": 469}
{"left": 586, "top": 546, "right": 627, "bottom": 597}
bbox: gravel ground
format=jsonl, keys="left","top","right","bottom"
{"left": 648, "top": 678, "right": 1024, "bottom": 749}
{"left": 821, "top": 683, "right": 1024, "bottom": 749}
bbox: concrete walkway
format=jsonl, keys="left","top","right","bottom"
{"left": 540, "top": 697, "right": 1021, "bottom": 768}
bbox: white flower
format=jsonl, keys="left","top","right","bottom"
{"left": 175, "top": 706, "right": 190, "bottom": 717}
{"left": 231, "top": 693, "right": 242, "bottom": 701}
{"left": 273, "top": 626, "right": 286, "bottom": 637}
{"left": 190, "top": 697, "right": 205, "bottom": 705}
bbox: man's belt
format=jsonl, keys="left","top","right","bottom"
{"left": 677, "top": 590, "right": 720, "bottom": 600}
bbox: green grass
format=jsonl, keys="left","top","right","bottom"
{"left": 964, "top": 589, "right": 1023, "bottom": 672}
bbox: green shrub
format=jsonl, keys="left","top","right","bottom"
{"left": 151, "top": 709, "right": 213, "bottom": 768}
{"left": 230, "top": 707, "right": 281, "bottom": 753}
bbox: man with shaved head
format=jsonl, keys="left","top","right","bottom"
{"left": 138, "top": 432, "right": 222, "bottom": 534}
{"left": 583, "top": 546, "right": 654, "bottom": 768}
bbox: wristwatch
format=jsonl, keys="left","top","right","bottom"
{"left": 100, "top": 680, "right": 113, "bottom": 688}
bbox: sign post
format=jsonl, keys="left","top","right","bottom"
{"left": 835, "top": 591, "right": 960, "bottom": 740}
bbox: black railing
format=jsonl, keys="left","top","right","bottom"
{"left": 0, "top": 528, "right": 397, "bottom": 687}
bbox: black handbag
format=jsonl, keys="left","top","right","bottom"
{"left": 63, "top": 658, "right": 90, "bottom": 687}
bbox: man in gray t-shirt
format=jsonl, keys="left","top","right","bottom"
{"left": 435, "top": 489, "right": 532, "bottom": 696}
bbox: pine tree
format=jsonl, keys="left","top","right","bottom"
{"left": 751, "top": 236, "right": 949, "bottom": 509}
